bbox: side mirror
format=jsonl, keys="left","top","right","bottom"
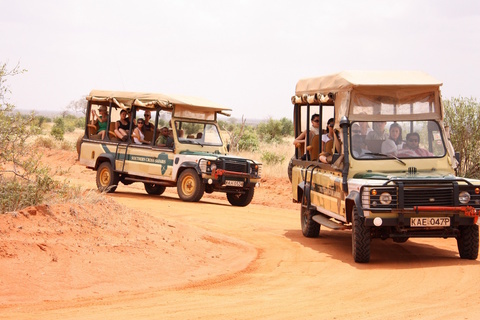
{"left": 226, "top": 144, "right": 231, "bottom": 152}
{"left": 455, "top": 152, "right": 460, "bottom": 163}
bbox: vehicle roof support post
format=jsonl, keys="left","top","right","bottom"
{"left": 340, "top": 116, "right": 350, "bottom": 193}
{"left": 306, "top": 105, "right": 311, "bottom": 160}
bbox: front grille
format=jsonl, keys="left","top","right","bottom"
{"left": 224, "top": 161, "right": 247, "bottom": 173}
{"left": 404, "top": 186, "right": 453, "bottom": 207}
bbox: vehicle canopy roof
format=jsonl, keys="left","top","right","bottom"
{"left": 87, "top": 90, "right": 231, "bottom": 120}
{"left": 292, "top": 71, "right": 444, "bottom": 122}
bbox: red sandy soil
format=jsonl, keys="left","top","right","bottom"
{"left": 1, "top": 148, "right": 480, "bottom": 320}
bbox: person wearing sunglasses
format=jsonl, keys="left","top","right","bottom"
{"left": 293, "top": 113, "right": 320, "bottom": 147}
{"left": 321, "top": 118, "right": 335, "bottom": 153}
{"left": 397, "top": 132, "right": 433, "bottom": 157}
{"left": 143, "top": 111, "right": 154, "bottom": 132}
{"left": 133, "top": 119, "right": 150, "bottom": 145}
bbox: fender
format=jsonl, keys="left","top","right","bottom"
{"left": 177, "top": 161, "right": 201, "bottom": 175}
{"left": 297, "top": 180, "right": 312, "bottom": 206}
{"left": 95, "top": 153, "right": 116, "bottom": 170}
{"left": 345, "top": 190, "right": 364, "bottom": 222}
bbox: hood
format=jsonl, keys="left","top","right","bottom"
{"left": 353, "top": 170, "right": 457, "bottom": 181}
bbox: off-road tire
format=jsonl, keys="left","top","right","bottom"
{"left": 144, "top": 183, "right": 166, "bottom": 195}
{"left": 301, "top": 202, "right": 320, "bottom": 238}
{"left": 227, "top": 188, "right": 254, "bottom": 207}
{"left": 96, "top": 162, "right": 119, "bottom": 193}
{"left": 352, "top": 207, "right": 371, "bottom": 263}
{"left": 177, "top": 168, "right": 204, "bottom": 202}
{"left": 457, "top": 225, "right": 479, "bottom": 260}
{"left": 393, "top": 237, "right": 409, "bottom": 243}
{"left": 76, "top": 134, "right": 83, "bottom": 158}
{"left": 287, "top": 155, "right": 294, "bottom": 183}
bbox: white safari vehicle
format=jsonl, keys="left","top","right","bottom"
{"left": 79, "top": 90, "right": 261, "bottom": 206}
{"left": 290, "top": 71, "right": 480, "bottom": 262}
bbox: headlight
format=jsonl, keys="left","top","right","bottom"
{"left": 210, "top": 163, "right": 217, "bottom": 172}
{"left": 459, "top": 191, "right": 471, "bottom": 204}
{"left": 379, "top": 192, "right": 392, "bottom": 205}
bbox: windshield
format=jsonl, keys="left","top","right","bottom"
{"left": 350, "top": 120, "right": 446, "bottom": 160}
{"left": 175, "top": 121, "right": 223, "bottom": 146}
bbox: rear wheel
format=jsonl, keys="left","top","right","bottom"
{"left": 177, "top": 169, "right": 204, "bottom": 202}
{"left": 144, "top": 183, "right": 166, "bottom": 195}
{"left": 96, "top": 162, "right": 119, "bottom": 193}
{"left": 300, "top": 195, "right": 320, "bottom": 237}
{"left": 352, "top": 207, "right": 371, "bottom": 263}
{"left": 227, "top": 188, "right": 254, "bottom": 207}
{"left": 457, "top": 225, "right": 479, "bottom": 260}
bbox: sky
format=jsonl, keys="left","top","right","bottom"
{"left": 1, "top": 0, "right": 479, "bottom": 121}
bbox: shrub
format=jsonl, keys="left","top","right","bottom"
{"left": 51, "top": 117, "right": 65, "bottom": 140}
{"left": 238, "top": 128, "right": 259, "bottom": 152}
{"left": 261, "top": 151, "right": 285, "bottom": 165}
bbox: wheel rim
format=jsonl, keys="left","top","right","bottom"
{"left": 99, "top": 168, "right": 111, "bottom": 187}
{"left": 181, "top": 174, "right": 195, "bottom": 196}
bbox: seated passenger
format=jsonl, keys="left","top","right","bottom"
{"left": 133, "top": 119, "right": 150, "bottom": 144}
{"left": 366, "top": 121, "right": 388, "bottom": 140}
{"left": 381, "top": 122, "right": 403, "bottom": 153}
{"left": 155, "top": 127, "right": 170, "bottom": 147}
{"left": 397, "top": 132, "right": 433, "bottom": 157}
{"left": 143, "top": 111, "right": 154, "bottom": 132}
{"left": 352, "top": 134, "right": 369, "bottom": 157}
{"left": 321, "top": 118, "right": 335, "bottom": 152}
{"left": 91, "top": 105, "right": 108, "bottom": 139}
{"left": 293, "top": 113, "right": 320, "bottom": 147}
{"left": 114, "top": 109, "right": 130, "bottom": 141}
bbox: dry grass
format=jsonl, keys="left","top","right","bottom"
{"left": 231, "top": 137, "right": 293, "bottom": 179}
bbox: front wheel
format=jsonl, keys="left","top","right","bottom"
{"left": 96, "top": 162, "right": 119, "bottom": 193}
{"left": 457, "top": 225, "right": 479, "bottom": 260}
{"left": 144, "top": 183, "right": 166, "bottom": 195}
{"left": 227, "top": 188, "right": 254, "bottom": 207}
{"left": 177, "top": 169, "right": 204, "bottom": 202}
{"left": 352, "top": 207, "right": 371, "bottom": 263}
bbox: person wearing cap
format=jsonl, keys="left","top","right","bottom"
{"left": 91, "top": 105, "right": 109, "bottom": 139}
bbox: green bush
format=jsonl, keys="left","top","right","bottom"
{"left": 51, "top": 117, "right": 65, "bottom": 140}
{"left": 238, "top": 128, "right": 259, "bottom": 152}
{"left": 261, "top": 151, "right": 285, "bottom": 165}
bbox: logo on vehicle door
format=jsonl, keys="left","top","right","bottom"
{"left": 155, "top": 153, "right": 171, "bottom": 175}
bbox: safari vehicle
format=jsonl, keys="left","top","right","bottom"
{"left": 290, "top": 71, "right": 480, "bottom": 263}
{"left": 79, "top": 90, "right": 261, "bottom": 206}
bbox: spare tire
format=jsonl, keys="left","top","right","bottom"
{"left": 76, "top": 134, "right": 84, "bottom": 158}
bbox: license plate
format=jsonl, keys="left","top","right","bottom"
{"left": 410, "top": 217, "right": 451, "bottom": 227}
{"left": 225, "top": 180, "right": 244, "bottom": 187}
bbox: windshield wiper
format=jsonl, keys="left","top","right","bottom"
{"left": 365, "top": 152, "right": 407, "bottom": 166}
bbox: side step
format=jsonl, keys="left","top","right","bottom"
{"left": 312, "top": 214, "right": 347, "bottom": 230}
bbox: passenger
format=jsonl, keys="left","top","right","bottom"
{"left": 359, "top": 121, "right": 373, "bottom": 136}
{"left": 177, "top": 129, "right": 184, "bottom": 138}
{"left": 126, "top": 108, "right": 136, "bottom": 127}
{"left": 352, "top": 134, "right": 369, "bottom": 157}
{"left": 133, "top": 119, "right": 150, "bottom": 144}
{"left": 381, "top": 122, "right": 403, "bottom": 154}
{"left": 293, "top": 113, "right": 320, "bottom": 147}
{"left": 366, "top": 121, "right": 388, "bottom": 140}
{"left": 321, "top": 118, "right": 335, "bottom": 152}
{"left": 143, "top": 111, "right": 154, "bottom": 133}
{"left": 155, "top": 127, "right": 170, "bottom": 147}
{"left": 91, "top": 105, "right": 108, "bottom": 139}
{"left": 114, "top": 109, "right": 130, "bottom": 141}
{"left": 397, "top": 132, "right": 433, "bottom": 157}
{"left": 166, "top": 129, "right": 174, "bottom": 148}
{"left": 196, "top": 132, "right": 203, "bottom": 139}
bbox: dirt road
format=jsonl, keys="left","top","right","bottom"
{"left": 2, "top": 149, "right": 480, "bottom": 319}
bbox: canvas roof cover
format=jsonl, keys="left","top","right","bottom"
{"left": 295, "top": 70, "right": 443, "bottom": 95}
{"left": 87, "top": 90, "right": 231, "bottom": 115}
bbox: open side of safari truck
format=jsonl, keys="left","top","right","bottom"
{"left": 289, "top": 71, "right": 480, "bottom": 263}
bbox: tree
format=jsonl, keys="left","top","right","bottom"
{"left": 220, "top": 116, "right": 246, "bottom": 152}
{"left": 66, "top": 96, "right": 88, "bottom": 115}
{"left": 0, "top": 62, "right": 66, "bottom": 212}
{"left": 444, "top": 97, "right": 480, "bottom": 178}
